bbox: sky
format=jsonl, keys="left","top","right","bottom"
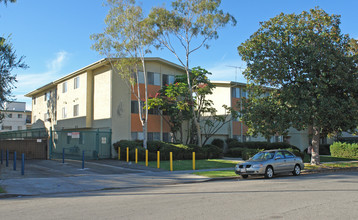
{"left": 1, "top": 0, "right": 357, "bottom": 110}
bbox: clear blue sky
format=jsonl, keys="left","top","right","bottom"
{"left": 1, "top": 0, "right": 357, "bottom": 110}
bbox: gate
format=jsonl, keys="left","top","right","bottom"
{"left": 0, "top": 128, "right": 48, "bottom": 159}
{"left": 49, "top": 129, "right": 112, "bottom": 160}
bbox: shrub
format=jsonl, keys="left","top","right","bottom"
{"left": 202, "top": 144, "right": 222, "bottom": 159}
{"left": 226, "top": 138, "right": 240, "bottom": 148}
{"left": 242, "top": 148, "right": 263, "bottom": 160}
{"left": 211, "top": 139, "right": 225, "bottom": 149}
{"left": 225, "top": 147, "right": 245, "bottom": 157}
{"left": 330, "top": 142, "right": 358, "bottom": 159}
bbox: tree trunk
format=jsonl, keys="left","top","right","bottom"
{"left": 311, "top": 125, "right": 320, "bottom": 165}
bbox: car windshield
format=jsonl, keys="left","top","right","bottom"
{"left": 250, "top": 152, "right": 275, "bottom": 161}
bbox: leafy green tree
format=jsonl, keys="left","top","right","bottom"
{"left": 91, "top": 0, "right": 154, "bottom": 149}
{"left": 147, "top": 0, "right": 236, "bottom": 146}
{"left": 148, "top": 67, "right": 238, "bottom": 145}
{"left": 0, "top": 0, "right": 16, "bottom": 6}
{"left": 238, "top": 8, "right": 358, "bottom": 165}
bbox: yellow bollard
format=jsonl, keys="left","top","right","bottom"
{"left": 145, "top": 150, "right": 148, "bottom": 167}
{"left": 118, "top": 147, "right": 120, "bottom": 160}
{"left": 170, "top": 152, "right": 173, "bottom": 172}
{"left": 126, "top": 147, "right": 129, "bottom": 162}
{"left": 193, "top": 152, "right": 195, "bottom": 170}
{"left": 157, "top": 151, "right": 160, "bottom": 169}
{"left": 135, "top": 148, "right": 138, "bottom": 164}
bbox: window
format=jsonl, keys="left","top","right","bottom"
{"left": 131, "top": 101, "right": 144, "bottom": 114}
{"left": 148, "top": 132, "right": 160, "bottom": 141}
{"left": 62, "top": 107, "right": 67, "bottom": 118}
{"left": 33, "top": 97, "right": 36, "bottom": 105}
{"left": 8, "top": 113, "right": 12, "bottom": 118}
{"left": 131, "top": 132, "right": 144, "bottom": 140}
{"left": 18, "top": 126, "right": 22, "bottom": 130}
{"left": 275, "top": 151, "right": 285, "bottom": 159}
{"left": 241, "top": 89, "right": 248, "bottom": 98}
{"left": 148, "top": 107, "right": 160, "bottom": 115}
{"left": 44, "top": 91, "right": 51, "bottom": 101}
{"left": 162, "top": 74, "right": 175, "bottom": 86}
{"left": 62, "top": 82, "right": 67, "bottom": 93}
{"left": 26, "top": 115, "right": 31, "bottom": 123}
{"left": 2, "top": 125, "right": 12, "bottom": 130}
{"left": 74, "top": 76, "right": 80, "bottom": 89}
{"left": 73, "top": 104, "right": 79, "bottom": 117}
{"left": 231, "top": 88, "right": 240, "bottom": 98}
{"left": 163, "top": 133, "right": 173, "bottom": 142}
{"left": 283, "top": 151, "right": 295, "bottom": 158}
{"left": 18, "top": 114, "right": 22, "bottom": 118}
{"left": 33, "top": 115, "right": 36, "bottom": 123}
{"left": 147, "top": 72, "right": 160, "bottom": 85}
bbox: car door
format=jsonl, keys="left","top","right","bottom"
{"left": 273, "top": 151, "right": 285, "bottom": 173}
{"left": 282, "top": 151, "right": 296, "bottom": 172}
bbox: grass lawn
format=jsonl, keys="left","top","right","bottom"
{"left": 194, "top": 156, "right": 358, "bottom": 178}
{"left": 303, "top": 154, "right": 355, "bottom": 163}
{"left": 137, "top": 159, "right": 239, "bottom": 171}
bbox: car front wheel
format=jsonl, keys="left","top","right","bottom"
{"left": 292, "top": 164, "right": 301, "bottom": 176}
{"left": 264, "top": 166, "right": 274, "bottom": 179}
{"left": 241, "top": 175, "right": 248, "bottom": 179}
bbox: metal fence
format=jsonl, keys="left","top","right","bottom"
{"left": 49, "top": 129, "right": 112, "bottom": 160}
{"left": 0, "top": 128, "right": 48, "bottom": 140}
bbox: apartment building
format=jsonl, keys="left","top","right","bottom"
{"left": 25, "top": 58, "right": 186, "bottom": 148}
{"left": 207, "top": 81, "right": 318, "bottom": 150}
{"left": 0, "top": 102, "right": 31, "bottom": 132}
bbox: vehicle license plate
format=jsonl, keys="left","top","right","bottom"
{"left": 241, "top": 168, "right": 246, "bottom": 172}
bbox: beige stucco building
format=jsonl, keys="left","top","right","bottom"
{"left": 25, "top": 58, "right": 186, "bottom": 156}
{"left": 0, "top": 102, "right": 31, "bottom": 132}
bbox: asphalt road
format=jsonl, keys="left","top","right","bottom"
{"left": 0, "top": 171, "right": 357, "bottom": 220}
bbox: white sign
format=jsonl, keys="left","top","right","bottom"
{"left": 72, "top": 132, "right": 80, "bottom": 139}
{"left": 101, "top": 137, "right": 107, "bottom": 144}
{"left": 37, "top": 139, "right": 42, "bottom": 143}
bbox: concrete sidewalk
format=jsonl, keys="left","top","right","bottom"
{"left": 0, "top": 159, "right": 213, "bottom": 197}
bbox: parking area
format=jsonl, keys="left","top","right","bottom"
{"left": 0, "top": 159, "right": 163, "bottom": 179}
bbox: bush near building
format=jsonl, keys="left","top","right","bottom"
{"left": 113, "top": 140, "right": 222, "bottom": 161}
{"left": 224, "top": 141, "right": 303, "bottom": 160}
{"left": 330, "top": 142, "right": 358, "bottom": 159}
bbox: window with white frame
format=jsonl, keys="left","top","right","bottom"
{"left": 62, "top": 107, "right": 67, "bottom": 118}
{"left": 147, "top": 72, "right": 160, "bottom": 85}
{"left": 33, "top": 115, "right": 36, "bottom": 123}
{"left": 62, "top": 82, "right": 67, "bottom": 93}
{"left": 73, "top": 104, "right": 79, "bottom": 117}
{"left": 18, "top": 114, "right": 22, "bottom": 118}
{"left": 33, "top": 97, "right": 36, "bottom": 105}
{"left": 74, "top": 76, "right": 80, "bottom": 89}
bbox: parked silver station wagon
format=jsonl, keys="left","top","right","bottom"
{"left": 235, "top": 149, "right": 304, "bottom": 179}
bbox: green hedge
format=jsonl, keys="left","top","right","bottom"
{"left": 330, "top": 142, "right": 358, "bottom": 159}
{"left": 227, "top": 140, "right": 300, "bottom": 152}
{"left": 113, "top": 140, "right": 222, "bottom": 161}
{"left": 225, "top": 143, "right": 303, "bottom": 160}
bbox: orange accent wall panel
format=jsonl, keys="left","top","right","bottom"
{"left": 147, "top": 115, "right": 161, "bottom": 132}
{"left": 131, "top": 114, "right": 143, "bottom": 132}
{"left": 231, "top": 98, "right": 241, "bottom": 110}
{"left": 162, "top": 116, "right": 171, "bottom": 132}
{"left": 233, "top": 121, "right": 241, "bottom": 135}
{"left": 131, "top": 84, "right": 161, "bottom": 101}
